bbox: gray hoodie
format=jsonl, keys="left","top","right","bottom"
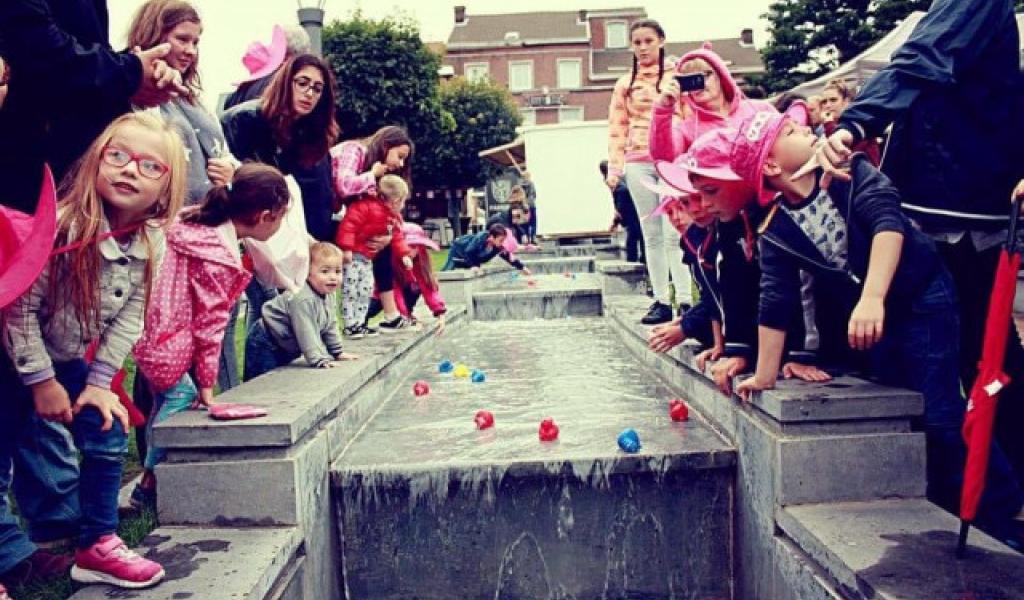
{"left": 261, "top": 282, "right": 344, "bottom": 367}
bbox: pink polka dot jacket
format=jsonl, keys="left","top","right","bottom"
{"left": 134, "top": 221, "right": 251, "bottom": 392}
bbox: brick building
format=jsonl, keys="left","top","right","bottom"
{"left": 441, "top": 6, "right": 765, "bottom": 126}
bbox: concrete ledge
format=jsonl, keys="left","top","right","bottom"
{"left": 519, "top": 255, "right": 595, "bottom": 274}
{"left": 472, "top": 275, "right": 603, "bottom": 320}
{"left": 153, "top": 305, "right": 467, "bottom": 450}
{"left": 778, "top": 499, "right": 1024, "bottom": 600}
{"left": 598, "top": 260, "right": 648, "bottom": 296}
{"left": 69, "top": 526, "right": 301, "bottom": 600}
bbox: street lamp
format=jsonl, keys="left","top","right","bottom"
{"left": 296, "top": 0, "right": 327, "bottom": 56}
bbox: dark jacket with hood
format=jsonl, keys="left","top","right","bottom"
{"left": 838, "top": 0, "right": 1024, "bottom": 231}
{"left": 758, "top": 156, "right": 946, "bottom": 350}
{"left": 0, "top": 0, "right": 142, "bottom": 212}
{"left": 444, "top": 231, "right": 524, "bottom": 271}
{"left": 649, "top": 44, "right": 775, "bottom": 163}
{"left": 220, "top": 100, "right": 337, "bottom": 242}
{"left": 679, "top": 223, "right": 722, "bottom": 346}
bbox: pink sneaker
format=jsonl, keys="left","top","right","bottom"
{"left": 71, "top": 535, "right": 164, "bottom": 588}
{"left": 0, "top": 583, "right": 13, "bottom": 600}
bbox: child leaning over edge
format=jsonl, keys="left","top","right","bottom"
{"left": 730, "top": 104, "right": 1023, "bottom": 531}
{"left": 245, "top": 242, "right": 359, "bottom": 380}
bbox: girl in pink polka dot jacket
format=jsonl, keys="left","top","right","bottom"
{"left": 132, "top": 163, "right": 290, "bottom": 506}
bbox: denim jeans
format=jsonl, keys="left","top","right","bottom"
{"left": 245, "top": 278, "right": 279, "bottom": 330}
{"left": 870, "top": 270, "right": 1023, "bottom": 533}
{"left": 143, "top": 375, "right": 197, "bottom": 470}
{"left": 0, "top": 356, "right": 127, "bottom": 571}
{"left": 244, "top": 320, "right": 299, "bottom": 381}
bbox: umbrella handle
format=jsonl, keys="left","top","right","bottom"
{"left": 1008, "top": 197, "right": 1022, "bottom": 250}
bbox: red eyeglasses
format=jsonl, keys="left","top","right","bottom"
{"left": 101, "top": 146, "right": 169, "bottom": 180}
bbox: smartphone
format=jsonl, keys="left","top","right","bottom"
{"left": 675, "top": 73, "right": 705, "bottom": 93}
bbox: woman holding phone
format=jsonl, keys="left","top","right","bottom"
{"left": 606, "top": 19, "right": 692, "bottom": 325}
{"left": 648, "top": 44, "right": 775, "bottom": 163}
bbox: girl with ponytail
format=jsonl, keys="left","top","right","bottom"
{"left": 132, "top": 162, "right": 289, "bottom": 505}
{"left": 606, "top": 18, "right": 693, "bottom": 326}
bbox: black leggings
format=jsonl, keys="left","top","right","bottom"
{"left": 373, "top": 247, "right": 395, "bottom": 292}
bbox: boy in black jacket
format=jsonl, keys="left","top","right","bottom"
{"left": 730, "top": 105, "right": 1023, "bottom": 530}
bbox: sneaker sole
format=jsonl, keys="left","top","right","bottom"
{"left": 71, "top": 565, "right": 165, "bottom": 589}
{"left": 344, "top": 332, "right": 365, "bottom": 339}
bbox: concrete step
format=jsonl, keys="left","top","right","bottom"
{"left": 777, "top": 499, "right": 1024, "bottom": 600}
{"left": 519, "top": 255, "right": 595, "bottom": 274}
{"left": 471, "top": 273, "right": 603, "bottom": 320}
{"left": 331, "top": 319, "right": 736, "bottom": 600}
{"left": 69, "top": 526, "right": 301, "bottom": 600}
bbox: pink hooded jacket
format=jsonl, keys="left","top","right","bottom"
{"left": 134, "top": 221, "right": 252, "bottom": 392}
{"left": 649, "top": 44, "right": 775, "bottom": 163}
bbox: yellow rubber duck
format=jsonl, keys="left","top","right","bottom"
{"left": 453, "top": 364, "right": 471, "bottom": 378}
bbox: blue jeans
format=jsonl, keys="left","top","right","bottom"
{"left": 143, "top": 375, "right": 197, "bottom": 470}
{"left": 0, "top": 357, "right": 127, "bottom": 573}
{"left": 245, "top": 278, "right": 279, "bottom": 330}
{"left": 244, "top": 320, "right": 299, "bottom": 381}
{"left": 870, "top": 270, "right": 1023, "bottom": 532}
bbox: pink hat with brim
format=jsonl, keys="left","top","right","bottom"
{"left": 0, "top": 165, "right": 58, "bottom": 308}
{"left": 236, "top": 25, "right": 288, "bottom": 85}
{"left": 402, "top": 223, "right": 440, "bottom": 251}
{"left": 640, "top": 159, "right": 697, "bottom": 219}
{"left": 730, "top": 101, "right": 809, "bottom": 206}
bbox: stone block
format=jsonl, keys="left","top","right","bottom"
{"left": 778, "top": 499, "right": 1024, "bottom": 600}
{"left": 599, "top": 261, "right": 648, "bottom": 296}
{"left": 472, "top": 274, "right": 603, "bottom": 320}
{"left": 777, "top": 433, "right": 926, "bottom": 505}
{"left": 68, "top": 526, "right": 300, "bottom": 600}
{"left": 773, "top": 536, "right": 844, "bottom": 600}
{"left": 519, "top": 255, "right": 595, "bottom": 274}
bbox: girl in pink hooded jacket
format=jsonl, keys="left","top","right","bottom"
{"left": 649, "top": 44, "right": 776, "bottom": 163}
{"left": 132, "top": 163, "right": 290, "bottom": 504}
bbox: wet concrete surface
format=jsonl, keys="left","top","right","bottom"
{"left": 333, "top": 319, "right": 735, "bottom": 599}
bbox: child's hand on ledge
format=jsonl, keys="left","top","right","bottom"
{"left": 334, "top": 352, "right": 360, "bottom": 363}
{"left": 471, "top": 266, "right": 483, "bottom": 276}
{"left": 710, "top": 356, "right": 747, "bottom": 396}
{"left": 782, "top": 362, "right": 832, "bottom": 383}
{"left": 736, "top": 375, "right": 774, "bottom": 402}
{"left": 192, "top": 387, "right": 216, "bottom": 409}
{"left": 521, "top": 267, "right": 532, "bottom": 276}
{"left": 695, "top": 345, "right": 723, "bottom": 373}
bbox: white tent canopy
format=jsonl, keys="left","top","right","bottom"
{"left": 790, "top": 12, "right": 1024, "bottom": 98}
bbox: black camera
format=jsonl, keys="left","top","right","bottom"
{"left": 675, "top": 73, "right": 705, "bottom": 93}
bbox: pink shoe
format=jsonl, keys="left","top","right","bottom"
{"left": 0, "top": 583, "right": 14, "bottom": 600}
{"left": 70, "top": 535, "right": 164, "bottom": 589}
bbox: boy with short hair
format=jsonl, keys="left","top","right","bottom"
{"left": 442, "top": 223, "right": 532, "bottom": 275}
{"left": 729, "top": 104, "right": 1023, "bottom": 528}
{"left": 244, "top": 242, "right": 358, "bottom": 380}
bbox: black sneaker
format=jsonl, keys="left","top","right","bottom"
{"left": 641, "top": 301, "right": 673, "bottom": 325}
{"left": 360, "top": 324, "right": 379, "bottom": 336}
{"left": 343, "top": 326, "right": 365, "bottom": 339}
{"left": 378, "top": 316, "right": 412, "bottom": 333}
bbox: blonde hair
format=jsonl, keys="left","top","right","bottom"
{"left": 52, "top": 112, "right": 187, "bottom": 328}
{"left": 310, "top": 241, "right": 343, "bottom": 264}
{"left": 823, "top": 79, "right": 853, "bottom": 100}
{"left": 378, "top": 174, "right": 409, "bottom": 202}
{"left": 127, "top": 0, "right": 202, "bottom": 101}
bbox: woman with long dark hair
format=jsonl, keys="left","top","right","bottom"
{"left": 221, "top": 53, "right": 340, "bottom": 242}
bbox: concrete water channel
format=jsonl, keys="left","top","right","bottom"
{"left": 69, "top": 243, "right": 1024, "bottom": 600}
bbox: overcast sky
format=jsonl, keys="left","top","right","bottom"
{"left": 107, "top": 0, "right": 774, "bottom": 109}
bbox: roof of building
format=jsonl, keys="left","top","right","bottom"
{"left": 448, "top": 10, "right": 590, "bottom": 48}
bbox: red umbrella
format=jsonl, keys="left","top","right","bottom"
{"left": 957, "top": 198, "right": 1023, "bottom": 557}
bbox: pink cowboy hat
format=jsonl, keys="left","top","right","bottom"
{"left": 236, "top": 25, "right": 288, "bottom": 85}
{"left": 0, "top": 165, "right": 58, "bottom": 308}
{"left": 730, "top": 101, "right": 809, "bottom": 206}
{"left": 640, "top": 156, "right": 698, "bottom": 220}
{"left": 402, "top": 223, "right": 440, "bottom": 251}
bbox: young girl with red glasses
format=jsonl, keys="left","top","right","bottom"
{"left": 0, "top": 112, "right": 186, "bottom": 590}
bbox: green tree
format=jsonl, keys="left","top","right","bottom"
{"left": 417, "top": 78, "right": 522, "bottom": 190}
{"left": 760, "top": 0, "right": 935, "bottom": 93}
{"left": 322, "top": 13, "right": 445, "bottom": 145}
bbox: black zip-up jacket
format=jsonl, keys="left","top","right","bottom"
{"left": 758, "top": 156, "right": 944, "bottom": 337}
{"left": 679, "top": 223, "right": 722, "bottom": 343}
{"left": 0, "top": 0, "right": 142, "bottom": 212}
{"left": 838, "top": 0, "right": 1023, "bottom": 231}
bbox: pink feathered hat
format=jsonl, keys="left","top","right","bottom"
{"left": 729, "top": 101, "right": 809, "bottom": 206}
{"left": 402, "top": 223, "right": 440, "bottom": 251}
{"left": 236, "top": 25, "right": 288, "bottom": 85}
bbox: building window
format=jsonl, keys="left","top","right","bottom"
{"left": 606, "top": 21, "right": 628, "bottom": 49}
{"left": 464, "top": 62, "right": 489, "bottom": 83}
{"left": 509, "top": 61, "right": 533, "bottom": 92}
{"left": 559, "top": 107, "right": 584, "bottom": 123}
{"left": 557, "top": 59, "right": 582, "bottom": 89}
{"left": 520, "top": 109, "right": 536, "bottom": 126}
